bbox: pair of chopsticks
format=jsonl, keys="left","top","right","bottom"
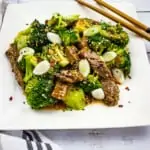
{"left": 76, "top": 0, "right": 150, "bottom": 41}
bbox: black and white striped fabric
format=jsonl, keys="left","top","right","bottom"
{"left": 0, "top": 131, "right": 62, "bottom": 150}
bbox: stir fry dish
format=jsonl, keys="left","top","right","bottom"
{"left": 6, "top": 13, "right": 131, "bottom": 110}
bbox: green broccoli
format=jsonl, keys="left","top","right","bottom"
{"left": 23, "top": 55, "right": 37, "bottom": 83}
{"left": 99, "top": 23, "right": 129, "bottom": 47}
{"left": 107, "top": 48, "right": 131, "bottom": 76}
{"left": 64, "top": 87, "right": 86, "bottom": 110}
{"left": 59, "top": 29, "right": 80, "bottom": 46}
{"left": 50, "top": 44, "right": 69, "bottom": 67}
{"left": 114, "top": 48, "right": 131, "bottom": 76}
{"left": 18, "top": 56, "right": 26, "bottom": 72}
{"left": 88, "top": 34, "right": 111, "bottom": 55}
{"left": 78, "top": 75, "right": 102, "bottom": 93}
{"left": 14, "top": 27, "right": 31, "bottom": 50}
{"left": 15, "top": 20, "right": 49, "bottom": 51}
{"left": 47, "top": 13, "right": 79, "bottom": 31}
{"left": 25, "top": 77, "right": 56, "bottom": 109}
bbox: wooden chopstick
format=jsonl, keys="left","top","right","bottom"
{"left": 95, "top": 0, "right": 150, "bottom": 33}
{"left": 76, "top": 0, "right": 150, "bottom": 41}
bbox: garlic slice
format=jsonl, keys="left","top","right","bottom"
{"left": 91, "top": 88, "right": 105, "bottom": 100}
{"left": 33, "top": 60, "right": 50, "bottom": 75}
{"left": 18, "top": 47, "right": 35, "bottom": 62}
{"left": 47, "top": 32, "right": 61, "bottom": 44}
{"left": 102, "top": 51, "right": 117, "bottom": 62}
{"left": 79, "top": 59, "right": 90, "bottom": 77}
{"left": 112, "top": 68, "right": 125, "bottom": 84}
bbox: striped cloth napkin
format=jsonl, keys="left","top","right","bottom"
{"left": 0, "top": 131, "right": 62, "bottom": 150}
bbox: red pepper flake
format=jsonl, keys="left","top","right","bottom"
{"left": 118, "top": 104, "right": 123, "bottom": 108}
{"left": 9, "top": 96, "right": 13, "bottom": 101}
{"left": 125, "top": 86, "right": 130, "bottom": 91}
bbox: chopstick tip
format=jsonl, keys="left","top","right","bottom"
{"left": 146, "top": 28, "right": 150, "bottom": 34}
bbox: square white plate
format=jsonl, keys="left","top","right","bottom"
{"left": 0, "top": 0, "right": 150, "bottom": 129}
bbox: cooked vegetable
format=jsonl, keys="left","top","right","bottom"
{"left": 59, "top": 29, "right": 80, "bottom": 46}
{"left": 47, "top": 13, "right": 80, "bottom": 30}
{"left": 64, "top": 87, "right": 86, "bottom": 110}
{"left": 84, "top": 25, "right": 100, "bottom": 37}
{"left": 99, "top": 23, "right": 129, "bottom": 47}
{"left": 15, "top": 20, "right": 49, "bottom": 51}
{"left": 25, "top": 77, "right": 56, "bottom": 109}
{"left": 79, "top": 59, "right": 90, "bottom": 77}
{"left": 47, "top": 32, "right": 61, "bottom": 44}
{"left": 107, "top": 48, "right": 131, "bottom": 76}
{"left": 112, "top": 68, "right": 125, "bottom": 84}
{"left": 50, "top": 44, "right": 69, "bottom": 67}
{"left": 79, "top": 75, "right": 101, "bottom": 93}
{"left": 6, "top": 13, "right": 131, "bottom": 110}
{"left": 33, "top": 60, "right": 50, "bottom": 75}
{"left": 88, "top": 34, "right": 111, "bottom": 55}
{"left": 91, "top": 88, "right": 105, "bottom": 100}
{"left": 17, "top": 47, "right": 35, "bottom": 62}
{"left": 102, "top": 51, "right": 117, "bottom": 62}
{"left": 23, "top": 55, "right": 37, "bottom": 83}
{"left": 74, "top": 18, "right": 95, "bottom": 32}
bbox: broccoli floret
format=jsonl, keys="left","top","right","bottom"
{"left": 107, "top": 48, "right": 131, "bottom": 76}
{"left": 88, "top": 34, "right": 111, "bottom": 55}
{"left": 14, "top": 27, "right": 31, "bottom": 50}
{"left": 78, "top": 75, "right": 102, "bottom": 93}
{"left": 25, "top": 77, "right": 56, "bottom": 109}
{"left": 18, "top": 57, "right": 26, "bottom": 72}
{"left": 59, "top": 29, "right": 80, "bottom": 46}
{"left": 115, "top": 48, "right": 131, "bottom": 76}
{"left": 50, "top": 44, "right": 69, "bottom": 67}
{"left": 99, "top": 23, "right": 129, "bottom": 47}
{"left": 47, "top": 13, "right": 79, "bottom": 31}
{"left": 23, "top": 55, "right": 37, "bottom": 83}
{"left": 64, "top": 87, "right": 86, "bottom": 110}
{"left": 15, "top": 20, "right": 49, "bottom": 51}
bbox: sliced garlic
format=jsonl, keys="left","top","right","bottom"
{"left": 47, "top": 32, "right": 61, "bottom": 44}
{"left": 83, "top": 25, "right": 100, "bottom": 37}
{"left": 18, "top": 47, "right": 35, "bottom": 62}
{"left": 112, "top": 68, "right": 125, "bottom": 84}
{"left": 33, "top": 60, "right": 50, "bottom": 75}
{"left": 102, "top": 51, "right": 117, "bottom": 62}
{"left": 91, "top": 88, "right": 105, "bottom": 100}
{"left": 79, "top": 59, "right": 90, "bottom": 77}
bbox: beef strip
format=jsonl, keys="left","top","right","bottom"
{"left": 80, "top": 51, "right": 119, "bottom": 106}
{"left": 55, "top": 70, "right": 84, "bottom": 83}
{"left": 65, "top": 46, "right": 79, "bottom": 64}
{"left": 80, "top": 51, "right": 113, "bottom": 80}
{"left": 5, "top": 44, "right": 24, "bottom": 89}
{"left": 51, "top": 81, "right": 69, "bottom": 100}
{"left": 77, "top": 37, "right": 88, "bottom": 49}
{"left": 102, "top": 80, "right": 119, "bottom": 106}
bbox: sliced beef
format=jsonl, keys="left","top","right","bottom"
{"left": 65, "top": 46, "right": 79, "bottom": 64}
{"left": 55, "top": 70, "right": 84, "bottom": 83}
{"left": 51, "top": 81, "right": 69, "bottom": 100}
{"left": 80, "top": 51, "right": 113, "bottom": 80}
{"left": 77, "top": 37, "right": 88, "bottom": 49}
{"left": 102, "top": 80, "right": 119, "bottom": 106}
{"left": 5, "top": 44, "right": 24, "bottom": 89}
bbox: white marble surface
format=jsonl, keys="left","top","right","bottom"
{"left": 1, "top": 0, "right": 150, "bottom": 150}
